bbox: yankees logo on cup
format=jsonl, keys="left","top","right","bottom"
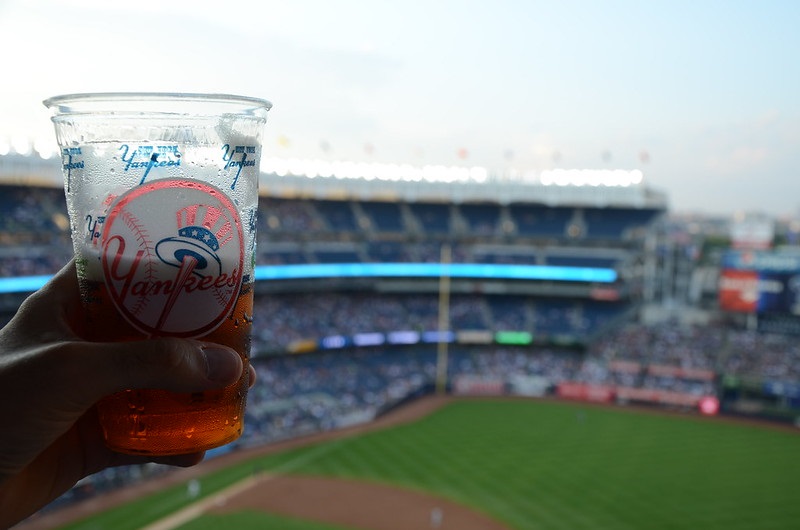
{"left": 101, "top": 179, "right": 244, "bottom": 338}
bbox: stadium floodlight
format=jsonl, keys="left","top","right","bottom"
{"left": 336, "top": 160, "right": 357, "bottom": 179}
{"left": 33, "top": 139, "right": 56, "bottom": 159}
{"left": 357, "top": 162, "right": 373, "bottom": 180}
{"left": 288, "top": 158, "right": 307, "bottom": 177}
{"left": 469, "top": 166, "right": 488, "bottom": 183}
{"left": 11, "top": 136, "right": 32, "bottom": 156}
{"left": 261, "top": 156, "right": 288, "bottom": 177}
{"left": 373, "top": 163, "right": 394, "bottom": 181}
{"left": 298, "top": 159, "right": 317, "bottom": 178}
{"left": 571, "top": 170, "right": 588, "bottom": 187}
{"left": 422, "top": 164, "right": 445, "bottom": 181}
{"left": 554, "top": 169, "right": 572, "bottom": 186}
{"left": 329, "top": 160, "right": 344, "bottom": 179}
{"left": 611, "top": 170, "right": 630, "bottom": 187}
{"left": 255, "top": 155, "right": 647, "bottom": 190}
{"left": 400, "top": 163, "right": 422, "bottom": 182}
{"left": 539, "top": 169, "right": 645, "bottom": 188}
{"left": 314, "top": 160, "right": 334, "bottom": 178}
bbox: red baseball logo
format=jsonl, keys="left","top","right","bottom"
{"left": 101, "top": 179, "right": 244, "bottom": 337}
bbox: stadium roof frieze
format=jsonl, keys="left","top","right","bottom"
{"left": 259, "top": 172, "right": 668, "bottom": 209}
{"left": 0, "top": 153, "right": 668, "bottom": 210}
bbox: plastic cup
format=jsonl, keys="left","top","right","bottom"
{"left": 43, "top": 92, "right": 271, "bottom": 455}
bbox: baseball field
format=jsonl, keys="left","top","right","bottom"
{"left": 45, "top": 397, "right": 800, "bottom": 529}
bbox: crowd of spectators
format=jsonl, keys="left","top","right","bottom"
{"left": 244, "top": 347, "right": 437, "bottom": 446}
{"left": 723, "top": 329, "right": 800, "bottom": 381}
{"left": 589, "top": 322, "right": 722, "bottom": 371}
{"left": 250, "top": 291, "right": 628, "bottom": 353}
{"left": 0, "top": 185, "right": 72, "bottom": 276}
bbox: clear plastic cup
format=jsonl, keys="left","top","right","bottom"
{"left": 44, "top": 92, "right": 271, "bottom": 455}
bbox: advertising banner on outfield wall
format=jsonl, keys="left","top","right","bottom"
{"left": 557, "top": 382, "right": 718, "bottom": 414}
{"left": 508, "top": 374, "right": 550, "bottom": 397}
{"left": 453, "top": 375, "right": 505, "bottom": 396}
{"left": 647, "top": 364, "right": 715, "bottom": 381}
{"left": 556, "top": 382, "right": 614, "bottom": 403}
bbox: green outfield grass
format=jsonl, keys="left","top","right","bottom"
{"left": 64, "top": 399, "right": 800, "bottom": 530}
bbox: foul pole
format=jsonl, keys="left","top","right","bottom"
{"left": 435, "top": 243, "right": 451, "bottom": 395}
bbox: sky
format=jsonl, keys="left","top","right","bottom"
{"left": 0, "top": 0, "right": 798, "bottom": 217}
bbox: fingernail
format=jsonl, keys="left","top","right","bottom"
{"left": 202, "top": 345, "right": 242, "bottom": 384}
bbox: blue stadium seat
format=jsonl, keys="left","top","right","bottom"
{"left": 315, "top": 200, "right": 359, "bottom": 231}
{"left": 508, "top": 205, "right": 573, "bottom": 237}
{"left": 460, "top": 203, "right": 501, "bottom": 235}
{"left": 360, "top": 201, "right": 405, "bottom": 232}
{"left": 409, "top": 203, "right": 451, "bottom": 234}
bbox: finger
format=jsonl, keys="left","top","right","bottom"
{"left": 248, "top": 364, "right": 257, "bottom": 388}
{"left": 5, "top": 260, "right": 82, "bottom": 343}
{"left": 47, "top": 338, "right": 244, "bottom": 410}
{"left": 93, "top": 338, "right": 244, "bottom": 394}
{"left": 17, "top": 259, "right": 80, "bottom": 314}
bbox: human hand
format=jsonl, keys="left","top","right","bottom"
{"left": 0, "top": 261, "right": 253, "bottom": 528}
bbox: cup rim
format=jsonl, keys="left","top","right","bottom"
{"left": 43, "top": 92, "right": 272, "bottom": 115}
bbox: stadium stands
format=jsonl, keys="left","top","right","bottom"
{"left": 359, "top": 200, "right": 406, "bottom": 233}
{"left": 407, "top": 202, "right": 452, "bottom": 234}
{"left": 459, "top": 202, "right": 503, "bottom": 236}
{"left": 0, "top": 183, "right": 661, "bottom": 273}
{"left": 4, "top": 166, "right": 796, "bottom": 514}
{"left": 314, "top": 199, "right": 360, "bottom": 231}
{"left": 508, "top": 204, "right": 574, "bottom": 238}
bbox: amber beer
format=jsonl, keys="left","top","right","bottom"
{"left": 79, "top": 175, "right": 256, "bottom": 456}
{"left": 44, "top": 92, "right": 271, "bottom": 456}
{"left": 80, "top": 278, "right": 254, "bottom": 455}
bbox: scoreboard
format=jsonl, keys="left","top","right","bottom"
{"left": 719, "top": 249, "right": 800, "bottom": 315}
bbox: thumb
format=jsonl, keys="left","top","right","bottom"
{"left": 66, "top": 338, "right": 244, "bottom": 406}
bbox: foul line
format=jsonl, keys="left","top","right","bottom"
{"left": 140, "top": 441, "right": 338, "bottom": 530}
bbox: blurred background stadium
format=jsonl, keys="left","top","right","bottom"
{"left": 4, "top": 144, "right": 800, "bottom": 525}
